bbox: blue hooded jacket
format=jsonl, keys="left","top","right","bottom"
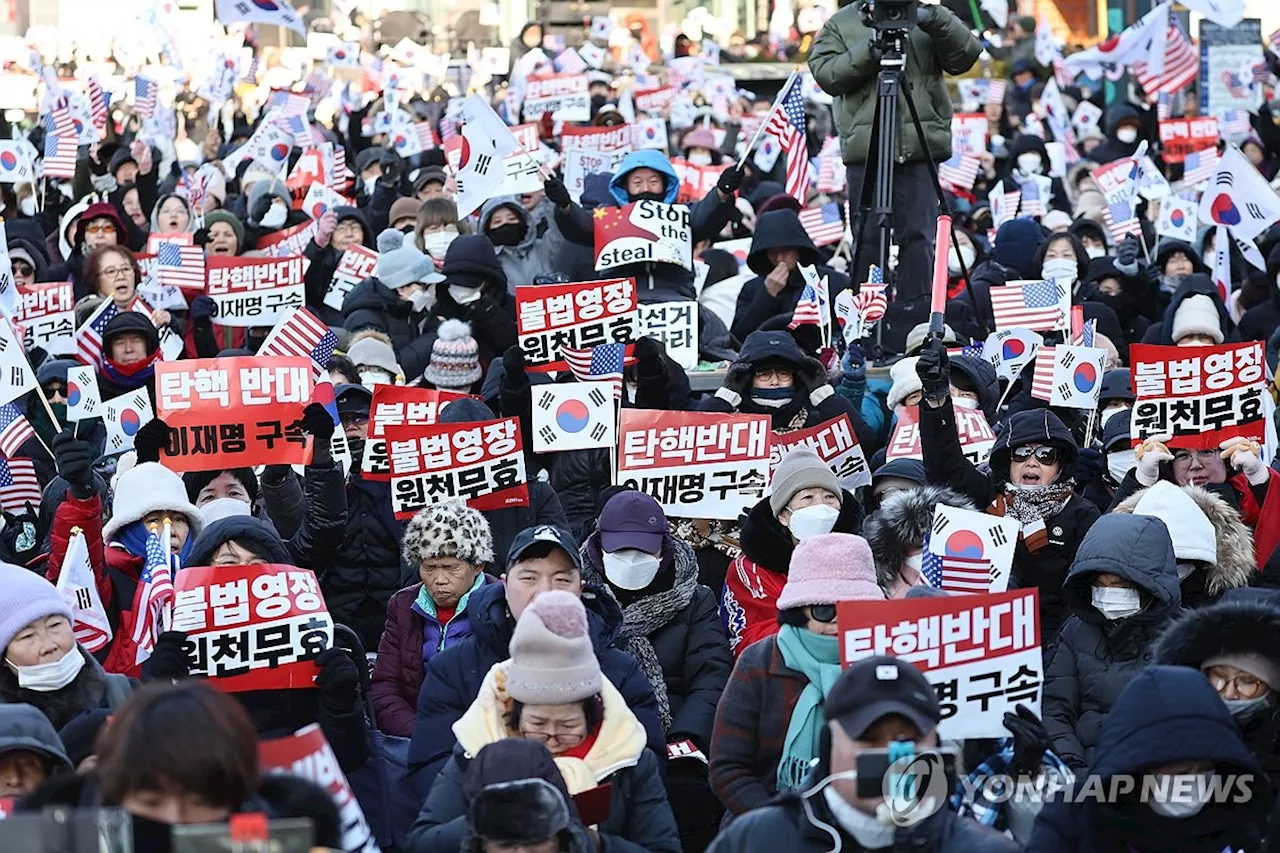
{"left": 607, "top": 150, "right": 680, "bottom": 205}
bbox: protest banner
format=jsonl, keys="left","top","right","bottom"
{"left": 768, "top": 415, "right": 871, "bottom": 492}
{"left": 670, "top": 159, "right": 731, "bottom": 204}
{"left": 635, "top": 86, "right": 678, "bottom": 114}
{"left": 1158, "top": 117, "right": 1220, "bottom": 164}
{"left": 15, "top": 281, "right": 74, "bottom": 356}
{"left": 531, "top": 381, "right": 617, "bottom": 452}
{"left": 172, "top": 564, "right": 333, "bottom": 692}
{"left": 561, "top": 124, "right": 634, "bottom": 154}
{"left": 636, "top": 301, "right": 698, "bottom": 370}
{"left": 206, "top": 256, "right": 306, "bottom": 327}
{"left": 1198, "top": 19, "right": 1264, "bottom": 116}
{"left": 923, "top": 504, "right": 1019, "bottom": 594}
{"left": 259, "top": 725, "right": 378, "bottom": 853}
{"left": 253, "top": 220, "right": 319, "bottom": 258}
{"left": 594, "top": 201, "right": 693, "bottom": 273}
{"left": 886, "top": 407, "right": 997, "bottom": 467}
{"left": 155, "top": 356, "right": 314, "bottom": 471}
{"left": 1129, "top": 342, "right": 1267, "bottom": 449}
{"left": 501, "top": 150, "right": 545, "bottom": 195}
{"left": 563, "top": 149, "right": 626, "bottom": 202}
{"left": 362, "top": 385, "right": 471, "bottom": 479}
{"left": 523, "top": 73, "right": 590, "bottom": 121}
{"left": 839, "top": 588, "right": 1042, "bottom": 739}
{"left": 324, "top": 245, "right": 379, "bottom": 311}
{"left": 516, "top": 278, "right": 637, "bottom": 372}
{"left": 617, "top": 410, "right": 769, "bottom": 519}
{"left": 384, "top": 416, "right": 529, "bottom": 518}
{"left": 951, "top": 113, "right": 988, "bottom": 156}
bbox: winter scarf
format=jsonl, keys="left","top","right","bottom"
{"left": 995, "top": 482, "right": 1074, "bottom": 552}
{"left": 101, "top": 350, "right": 159, "bottom": 389}
{"left": 774, "top": 625, "right": 842, "bottom": 792}
{"left": 114, "top": 518, "right": 195, "bottom": 564}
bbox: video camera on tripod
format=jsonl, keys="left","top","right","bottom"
{"left": 865, "top": 0, "right": 921, "bottom": 35}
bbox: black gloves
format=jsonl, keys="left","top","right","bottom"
{"left": 544, "top": 176, "right": 571, "bottom": 209}
{"left": 716, "top": 164, "right": 745, "bottom": 195}
{"left": 502, "top": 344, "right": 527, "bottom": 382}
{"left": 147, "top": 631, "right": 191, "bottom": 682}
{"left": 132, "top": 418, "right": 170, "bottom": 464}
{"left": 190, "top": 294, "right": 216, "bottom": 322}
{"left": 633, "top": 336, "right": 665, "bottom": 379}
{"left": 314, "top": 647, "right": 359, "bottom": 713}
{"left": 915, "top": 338, "right": 951, "bottom": 407}
{"left": 1074, "top": 447, "right": 1104, "bottom": 488}
{"left": 378, "top": 151, "right": 403, "bottom": 187}
{"left": 1004, "top": 704, "right": 1051, "bottom": 776}
{"left": 1114, "top": 234, "right": 1141, "bottom": 277}
{"left": 249, "top": 192, "right": 275, "bottom": 225}
{"left": 300, "top": 402, "right": 336, "bottom": 443}
{"left": 53, "top": 431, "right": 94, "bottom": 497}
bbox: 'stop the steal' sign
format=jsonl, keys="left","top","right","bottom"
{"left": 1129, "top": 342, "right": 1267, "bottom": 449}
{"left": 593, "top": 200, "right": 693, "bottom": 273}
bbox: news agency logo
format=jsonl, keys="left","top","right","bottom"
{"left": 881, "top": 752, "right": 949, "bottom": 826}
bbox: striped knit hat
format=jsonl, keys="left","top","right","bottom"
{"left": 425, "top": 319, "right": 481, "bottom": 389}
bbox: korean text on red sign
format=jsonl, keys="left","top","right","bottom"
{"left": 362, "top": 385, "right": 473, "bottom": 480}
{"left": 324, "top": 245, "right": 379, "bottom": 312}
{"left": 516, "top": 277, "right": 637, "bottom": 372}
{"left": 839, "top": 589, "right": 1043, "bottom": 739}
{"left": 769, "top": 415, "right": 871, "bottom": 492}
{"left": 172, "top": 564, "right": 334, "bottom": 693}
{"left": 206, "top": 255, "right": 306, "bottom": 328}
{"left": 617, "top": 410, "right": 770, "bottom": 520}
{"left": 523, "top": 73, "right": 590, "bottom": 121}
{"left": 155, "top": 356, "right": 314, "bottom": 471}
{"left": 16, "top": 281, "right": 74, "bottom": 355}
{"left": 384, "top": 416, "right": 529, "bottom": 518}
{"left": 885, "top": 407, "right": 996, "bottom": 467}
{"left": 1129, "top": 342, "right": 1267, "bottom": 449}
{"left": 1157, "top": 117, "right": 1219, "bottom": 164}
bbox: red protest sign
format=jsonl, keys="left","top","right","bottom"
{"left": 254, "top": 219, "right": 318, "bottom": 257}
{"left": 885, "top": 406, "right": 996, "bottom": 467}
{"left": 362, "top": 385, "right": 474, "bottom": 480}
{"left": 155, "top": 356, "right": 314, "bottom": 471}
{"left": 1158, "top": 117, "right": 1219, "bottom": 164}
{"left": 16, "top": 280, "right": 74, "bottom": 355}
{"left": 509, "top": 123, "right": 541, "bottom": 154}
{"left": 617, "top": 410, "right": 770, "bottom": 520}
{"left": 323, "top": 245, "right": 379, "bottom": 312}
{"left": 561, "top": 124, "right": 634, "bottom": 153}
{"left": 769, "top": 415, "right": 870, "bottom": 492}
{"left": 516, "top": 277, "right": 638, "bottom": 372}
{"left": 838, "top": 589, "right": 1042, "bottom": 739}
{"left": 1129, "top": 342, "right": 1267, "bottom": 449}
{"left": 670, "top": 158, "right": 730, "bottom": 204}
{"left": 384, "top": 416, "right": 529, "bottom": 518}
{"left": 593, "top": 202, "right": 693, "bottom": 273}
{"left": 259, "top": 724, "right": 378, "bottom": 852}
{"left": 206, "top": 255, "right": 306, "bottom": 327}
{"left": 635, "top": 86, "right": 677, "bottom": 114}
{"left": 172, "top": 564, "right": 334, "bottom": 692}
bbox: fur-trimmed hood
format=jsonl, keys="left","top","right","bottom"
{"left": 1113, "top": 483, "right": 1255, "bottom": 598}
{"left": 862, "top": 485, "right": 976, "bottom": 589}
{"left": 1152, "top": 600, "right": 1280, "bottom": 673}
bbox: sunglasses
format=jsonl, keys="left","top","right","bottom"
{"left": 807, "top": 604, "right": 838, "bottom": 624}
{"left": 1011, "top": 445, "right": 1060, "bottom": 465}
{"left": 11, "top": 261, "right": 33, "bottom": 277}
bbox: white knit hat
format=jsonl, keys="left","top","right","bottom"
{"left": 887, "top": 356, "right": 923, "bottom": 411}
{"left": 1131, "top": 480, "right": 1216, "bottom": 564}
{"left": 1171, "top": 294, "right": 1224, "bottom": 344}
{"left": 103, "top": 462, "right": 205, "bottom": 542}
{"left": 424, "top": 319, "right": 482, "bottom": 389}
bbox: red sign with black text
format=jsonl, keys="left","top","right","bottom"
{"left": 385, "top": 416, "right": 529, "bottom": 518}
{"left": 361, "top": 385, "right": 473, "bottom": 479}
{"left": 1129, "top": 342, "right": 1267, "bottom": 449}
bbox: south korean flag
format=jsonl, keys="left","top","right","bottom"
{"left": 1050, "top": 346, "right": 1108, "bottom": 409}
{"left": 532, "top": 381, "right": 616, "bottom": 453}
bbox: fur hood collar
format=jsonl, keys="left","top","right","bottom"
{"left": 1152, "top": 600, "right": 1280, "bottom": 672}
{"left": 862, "top": 485, "right": 976, "bottom": 589}
{"left": 1113, "top": 483, "right": 1255, "bottom": 596}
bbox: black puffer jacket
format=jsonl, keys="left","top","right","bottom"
{"left": 342, "top": 277, "right": 424, "bottom": 365}
{"left": 1042, "top": 514, "right": 1183, "bottom": 773}
{"left": 305, "top": 205, "right": 373, "bottom": 326}
{"left": 920, "top": 400, "right": 1100, "bottom": 640}
{"left": 1142, "top": 272, "right": 1240, "bottom": 345}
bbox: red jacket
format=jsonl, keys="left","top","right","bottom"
{"left": 721, "top": 554, "right": 785, "bottom": 661}
{"left": 1236, "top": 472, "right": 1280, "bottom": 570}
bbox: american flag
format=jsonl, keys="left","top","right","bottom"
{"left": 1270, "top": 27, "right": 1280, "bottom": 53}
{"left": 42, "top": 101, "right": 77, "bottom": 178}
{"left": 130, "top": 526, "right": 175, "bottom": 665}
{"left": 788, "top": 284, "right": 823, "bottom": 330}
{"left": 560, "top": 342, "right": 624, "bottom": 399}
{"left": 1052, "top": 59, "right": 1074, "bottom": 89}
{"left": 1018, "top": 179, "right": 1047, "bottom": 218}
{"left": 241, "top": 56, "right": 260, "bottom": 85}
{"left": 156, "top": 242, "right": 206, "bottom": 289}
{"left": 0, "top": 457, "right": 40, "bottom": 514}
{"left": 414, "top": 121, "right": 438, "bottom": 151}
{"left": 134, "top": 76, "right": 159, "bottom": 118}
{"left": 0, "top": 404, "right": 35, "bottom": 458}
{"left": 76, "top": 300, "right": 120, "bottom": 370}
{"left": 1133, "top": 18, "right": 1198, "bottom": 96}
{"left": 1218, "top": 110, "right": 1252, "bottom": 138}
{"left": 439, "top": 115, "right": 459, "bottom": 142}
{"left": 1182, "top": 146, "right": 1220, "bottom": 186}
{"left": 1156, "top": 92, "right": 1172, "bottom": 121}
{"left": 764, "top": 75, "right": 809, "bottom": 202}
{"left": 990, "top": 280, "right": 1066, "bottom": 332}
{"left": 554, "top": 48, "right": 587, "bottom": 74}
{"left": 1030, "top": 345, "right": 1058, "bottom": 401}
{"left": 87, "top": 76, "right": 108, "bottom": 134}
{"left": 331, "top": 145, "right": 352, "bottom": 190}
{"left": 938, "top": 152, "right": 981, "bottom": 193}
{"left": 920, "top": 529, "right": 993, "bottom": 593}
{"left": 816, "top": 136, "right": 844, "bottom": 193}
{"left": 983, "top": 79, "right": 1008, "bottom": 106}
{"left": 1072, "top": 319, "right": 1097, "bottom": 348}
{"left": 260, "top": 308, "right": 339, "bottom": 372}
{"left": 268, "top": 89, "right": 311, "bottom": 117}
{"left": 798, "top": 202, "right": 845, "bottom": 247}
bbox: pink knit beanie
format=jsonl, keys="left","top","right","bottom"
{"left": 777, "top": 533, "right": 884, "bottom": 609}
{"left": 506, "top": 591, "right": 603, "bottom": 704}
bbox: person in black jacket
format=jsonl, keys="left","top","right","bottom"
{"left": 1086, "top": 102, "right": 1148, "bottom": 166}
{"left": 96, "top": 311, "right": 160, "bottom": 404}
{"left": 946, "top": 217, "right": 1045, "bottom": 341}
{"left": 731, "top": 209, "right": 852, "bottom": 341}
{"left": 1004, "top": 134, "right": 1071, "bottom": 214}
{"left": 1042, "top": 514, "right": 1183, "bottom": 773}
{"left": 1142, "top": 272, "right": 1239, "bottom": 345}
{"left": 916, "top": 339, "right": 1101, "bottom": 642}
{"left": 1238, "top": 243, "right": 1280, "bottom": 343}
{"left": 579, "top": 490, "right": 731, "bottom": 851}
{"left": 304, "top": 206, "right": 374, "bottom": 326}
{"left": 418, "top": 235, "right": 518, "bottom": 378}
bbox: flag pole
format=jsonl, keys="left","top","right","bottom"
{"left": 0, "top": 303, "right": 61, "bottom": 456}
{"left": 737, "top": 68, "right": 800, "bottom": 170}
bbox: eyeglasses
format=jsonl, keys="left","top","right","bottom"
{"left": 339, "top": 413, "right": 369, "bottom": 426}
{"left": 1172, "top": 449, "right": 1219, "bottom": 465}
{"left": 84, "top": 223, "right": 116, "bottom": 235}
{"left": 100, "top": 266, "right": 133, "bottom": 280}
{"left": 1011, "top": 445, "right": 1060, "bottom": 465}
{"left": 520, "top": 727, "right": 586, "bottom": 746}
{"left": 753, "top": 367, "right": 793, "bottom": 382}
{"left": 807, "top": 604, "right": 838, "bottom": 623}
{"left": 1205, "top": 666, "right": 1271, "bottom": 700}
{"left": 10, "top": 261, "right": 33, "bottom": 277}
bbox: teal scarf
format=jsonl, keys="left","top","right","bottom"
{"left": 775, "top": 624, "right": 843, "bottom": 791}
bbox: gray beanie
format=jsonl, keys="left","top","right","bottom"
{"left": 769, "top": 447, "right": 841, "bottom": 515}
{"left": 347, "top": 335, "right": 402, "bottom": 376}
{"left": 375, "top": 229, "right": 440, "bottom": 290}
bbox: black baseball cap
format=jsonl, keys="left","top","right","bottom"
{"left": 335, "top": 383, "right": 372, "bottom": 417}
{"left": 507, "top": 524, "right": 582, "bottom": 571}
{"left": 827, "top": 656, "right": 941, "bottom": 740}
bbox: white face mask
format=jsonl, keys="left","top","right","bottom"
{"left": 952, "top": 395, "right": 980, "bottom": 410}
{"left": 948, "top": 245, "right": 975, "bottom": 275}
{"left": 1041, "top": 257, "right": 1078, "bottom": 286}
{"left": 448, "top": 284, "right": 482, "bottom": 304}
{"left": 1092, "top": 585, "right": 1142, "bottom": 620}
{"left": 363, "top": 175, "right": 378, "bottom": 195}
{"left": 686, "top": 151, "right": 713, "bottom": 167}
{"left": 260, "top": 201, "right": 287, "bottom": 229}
{"left": 786, "top": 503, "right": 840, "bottom": 540}
{"left": 1115, "top": 127, "right": 1139, "bottom": 144}
{"left": 5, "top": 647, "right": 85, "bottom": 692}
{"left": 822, "top": 786, "right": 896, "bottom": 849}
{"left": 1016, "top": 152, "right": 1044, "bottom": 175}
{"left": 602, "top": 548, "right": 662, "bottom": 590}
{"left": 360, "top": 370, "right": 392, "bottom": 389}
{"left": 1148, "top": 773, "right": 1213, "bottom": 818}
{"left": 423, "top": 229, "right": 458, "bottom": 259}
{"left": 1085, "top": 245, "right": 1107, "bottom": 259}
{"left": 1106, "top": 449, "right": 1135, "bottom": 483}
{"left": 19, "top": 196, "right": 36, "bottom": 217}
{"left": 410, "top": 288, "right": 435, "bottom": 313}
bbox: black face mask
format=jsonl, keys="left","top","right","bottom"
{"left": 590, "top": 94, "right": 607, "bottom": 115}
{"left": 629, "top": 191, "right": 666, "bottom": 203}
{"left": 487, "top": 222, "right": 523, "bottom": 247}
